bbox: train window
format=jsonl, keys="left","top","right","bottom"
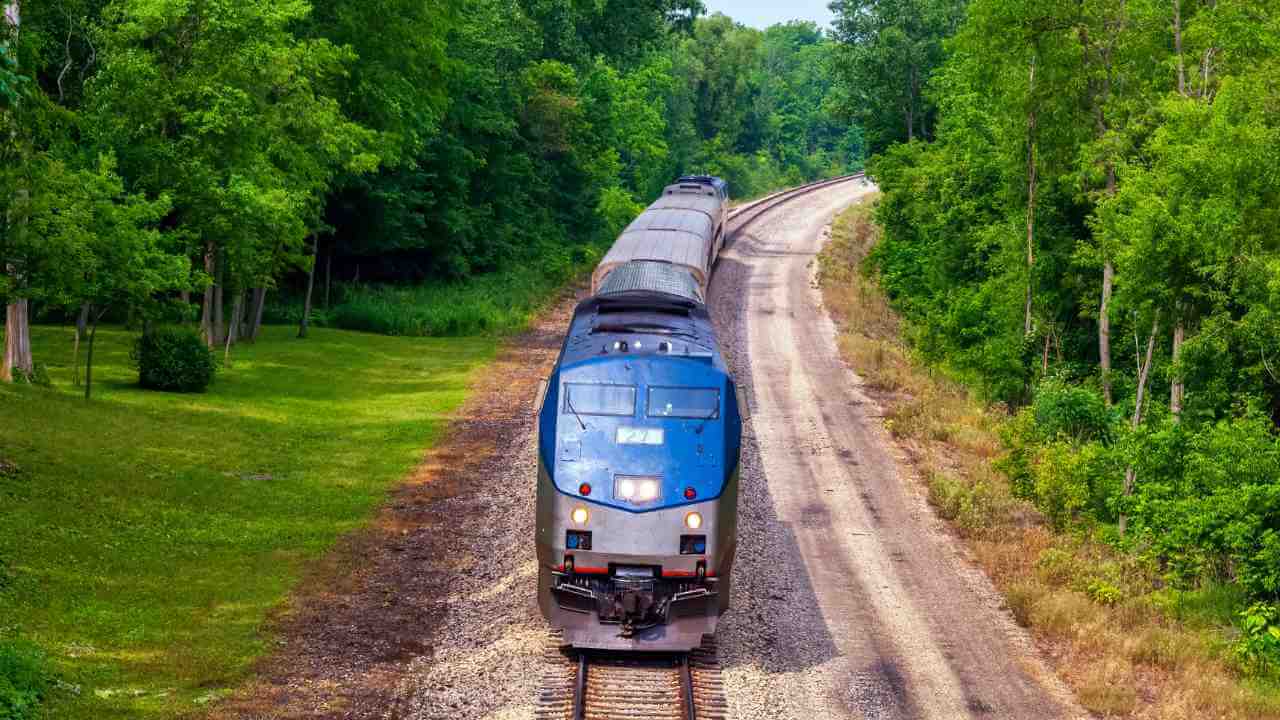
{"left": 647, "top": 387, "right": 720, "bottom": 419}
{"left": 564, "top": 383, "right": 636, "bottom": 416}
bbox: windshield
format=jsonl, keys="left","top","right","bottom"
{"left": 564, "top": 384, "right": 636, "bottom": 416}
{"left": 647, "top": 387, "right": 720, "bottom": 419}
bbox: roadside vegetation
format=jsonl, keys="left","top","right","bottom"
{"left": 0, "top": 325, "right": 494, "bottom": 719}
{"left": 821, "top": 200, "right": 1280, "bottom": 719}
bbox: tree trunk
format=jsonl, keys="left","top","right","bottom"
{"left": 224, "top": 291, "right": 242, "bottom": 367}
{"left": 72, "top": 318, "right": 81, "bottom": 386}
{"left": 1023, "top": 55, "right": 1039, "bottom": 338}
{"left": 248, "top": 287, "right": 266, "bottom": 342}
{"left": 200, "top": 241, "right": 215, "bottom": 347}
{"left": 1099, "top": 259, "right": 1115, "bottom": 405}
{"left": 1, "top": 2, "right": 29, "bottom": 385}
{"left": 212, "top": 280, "right": 224, "bottom": 348}
{"left": 1173, "top": 0, "right": 1186, "bottom": 95}
{"left": 76, "top": 303, "right": 89, "bottom": 340}
{"left": 907, "top": 65, "right": 918, "bottom": 142}
{"left": 1042, "top": 328, "right": 1052, "bottom": 374}
{"left": 298, "top": 234, "right": 318, "bottom": 339}
{"left": 324, "top": 246, "right": 333, "bottom": 309}
{"left": 84, "top": 306, "right": 106, "bottom": 401}
{"left": 1120, "top": 315, "right": 1160, "bottom": 537}
{"left": 1171, "top": 315, "right": 1185, "bottom": 420}
{"left": 2, "top": 299, "right": 32, "bottom": 382}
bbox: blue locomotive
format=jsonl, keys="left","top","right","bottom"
{"left": 535, "top": 177, "right": 743, "bottom": 652}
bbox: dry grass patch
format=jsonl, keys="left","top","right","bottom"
{"left": 817, "top": 199, "right": 1280, "bottom": 719}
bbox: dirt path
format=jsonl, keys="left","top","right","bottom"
{"left": 710, "top": 181, "right": 1084, "bottom": 719}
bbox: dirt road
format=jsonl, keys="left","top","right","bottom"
{"left": 710, "top": 179, "right": 1082, "bottom": 719}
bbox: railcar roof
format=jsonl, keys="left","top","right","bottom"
{"left": 557, "top": 293, "right": 724, "bottom": 371}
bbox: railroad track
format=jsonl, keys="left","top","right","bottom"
{"left": 727, "top": 171, "right": 868, "bottom": 224}
{"left": 535, "top": 634, "right": 727, "bottom": 720}
{"left": 533, "top": 175, "right": 862, "bottom": 720}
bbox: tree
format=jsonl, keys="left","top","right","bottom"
{"left": 830, "top": 0, "right": 964, "bottom": 154}
{"left": 88, "top": 0, "right": 376, "bottom": 350}
{"left": 64, "top": 156, "right": 182, "bottom": 399}
{"left": 1, "top": 0, "right": 33, "bottom": 383}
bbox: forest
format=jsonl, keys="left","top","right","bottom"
{"left": 836, "top": 0, "right": 1280, "bottom": 693}
{"left": 0, "top": 0, "right": 861, "bottom": 389}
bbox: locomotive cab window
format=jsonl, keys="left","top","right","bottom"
{"left": 564, "top": 383, "right": 636, "bottom": 416}
{"left": 647, "top": 387, "right": 720, "bottom": 419}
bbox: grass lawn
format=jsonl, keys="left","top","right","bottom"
{"left": 0, "top": 324, "right": 496, "bottom": 718}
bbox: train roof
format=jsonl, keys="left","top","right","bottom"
{"left": 556, "top": 291, "right": 724, "bottom": 371}
{"left": 593, "top": 188, "right": 724, "bottom": 295}
{"left": 597, "top": 260, "right": 703, "bottom": 303}
{"left": 674, "top": 175, "right": 729, "bottom": 195}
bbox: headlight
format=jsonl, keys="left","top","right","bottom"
{"left": 617, "top": 477, "right": 636, "bottom": 500}
{"left": 571, "top": 506, "right": 589, "bottom": 525}
{"left": 614, "top": 476, "right": 661, "bottom": 505}
{"left": 684, "top": 512, "right": 703, "bottom": 530}
{"left": 637, "top": 479, "right": 660, "bottom": 502}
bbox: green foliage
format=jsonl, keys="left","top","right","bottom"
{"left": 830, "top": 0, "right": 965, "bottom": 153}
{"left": 132, "top": 328, "right": 217, "bottom": 393}
{"left": 0, "top": 640, "right": 49, "bottom": 720}
{"left": 1032, "top": 378, "right": 1113, "bottom": 445}
{"left": 1236, "top": 603, "right": 1280, "bottom": 678}
{"left": 1085, "top": 579, "right": 1125, "bottom": 606}
{"left": 850, "top": 0, "right": 1280, "bottom": 612}
{"left": 3, "top": 364, "right": 49, "bottom": 388}
{"left": 926, "top": 472, "right": 1004, "bottom": 535}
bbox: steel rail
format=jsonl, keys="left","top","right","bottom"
{"left": 535, "top": 633, "right": 725, "bottom": 720}
{"left": 727, "top": 171, "right": 868, "bottom": 223}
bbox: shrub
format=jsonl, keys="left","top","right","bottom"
{"left": 133, "top": 328, "right": 217, "bottom": 393}
{"left": 1085, "top": 579, "right": 1125, "bottom": 606}
{"left": 1032, "top": 377, "right": 1113, "bottom": 444}
{"left": 7, "top": 364, "right": 50, "bottom": 388}
{"left": 1235, "top": 603, "right": 1280, "bottom": 678}
{"left": 0, "top": 640, "right": 49, "bottom": 720}
{"left": 1131, "top": 414, "right": 1280, "bottom": 598}
{"left": 1035, "top": 547, "right": 1078, "bottom": 587}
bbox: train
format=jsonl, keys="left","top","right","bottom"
{"left": 535, "top": 176, "right": 743, "bottom": 652}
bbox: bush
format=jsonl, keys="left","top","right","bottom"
{"left": 7, "top": 364, "right": 50, "bottom": 388}
{"left": 0, "top": 640, "right": 49, "bottom": 720}
{"left": 1235, "top": 603, "right": 1280, "bottom": 678}
{"left": 1032, "top": 377, "right": 1113, "bottom": 444}
{"left": 1131, "top": 414, "right": 1280, "bottom": 598}
{"left": 132, "top": 328, "right": 217, "bottom": 393}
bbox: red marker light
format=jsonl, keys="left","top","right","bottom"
{"left": 684, "top": 487, "right": 697, "bottom": 500}
{"left": 579, "top": 483, "right": 592, "bottom": 496}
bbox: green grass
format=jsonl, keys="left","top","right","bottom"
{"left": 0, "top": 324, "right": 496, "bottom": 718}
